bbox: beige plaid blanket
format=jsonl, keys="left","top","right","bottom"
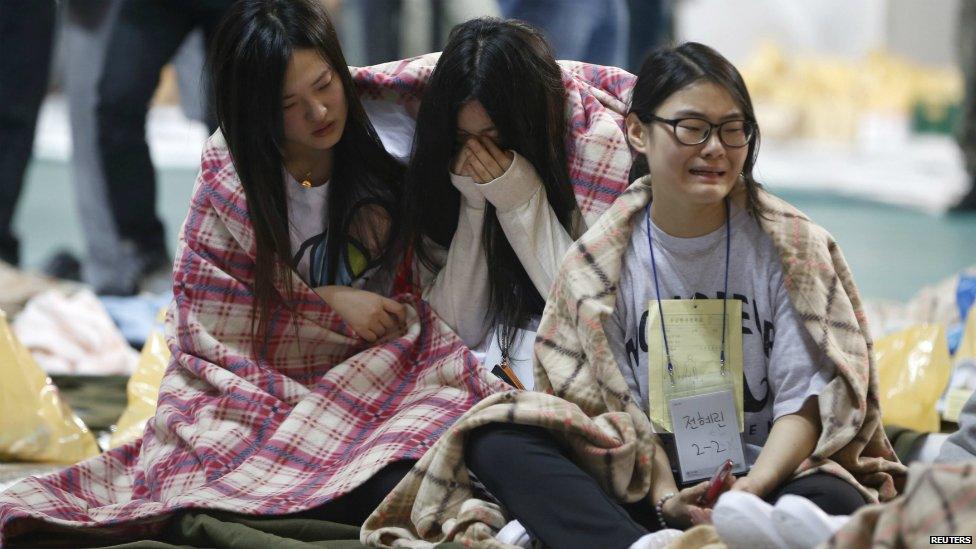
{"left": 363, "top": 178, "right": 906, "bottom": 547}
{"left": 827, "top": 462, "right": 976, "bottom": 548}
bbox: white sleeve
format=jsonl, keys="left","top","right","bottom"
{"left": 420, "top": 174, "right": 492, "bottom": 348}
{"left": 479, "top": 152, "right": 578, "bottom": 299}
{"left": 767, "top": 264, "right": 836, "bottom": 420}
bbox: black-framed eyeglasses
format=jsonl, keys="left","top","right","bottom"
{"left": 645, "top": 115, "right": 755, "bottom": 148}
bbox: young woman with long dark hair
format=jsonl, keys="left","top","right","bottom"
{"left": 209, "top": 0, "right": 409, "bottom": 346}
{"left": 0, "top": 4, "right": 508, "bottom": 545}
{"left": 403, "top": 18, "right": 584, "bottom": 375}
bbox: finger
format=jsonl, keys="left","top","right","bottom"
{"left": 452, "top": 146, "right": 471, "bottom": 175}
{"left": 480, "top": 136, "right": 513, "bottom": 169}
{"left": 376, "top": 310, "right": 397, "bottom": 332}
{"left": 688, "top": 506, "right": 708, "bottom": 525}
{"left": 382, "top": 298, "right": 407, "bottom": 325}
{"left": 463, "top": 160, "right": 477, "bottom": 179}
{"left": 357, "top": 326, "right": 378, "bottom": 343}
{"left": 701, "top": 507, "right": 714, "bottom": 524}
{"left": 369, "top": 318, "right": 390, "bottom": 339}
{"left": 466, "top": 138, "right": 505, "bottom": 178}
{"left": 465, "top": 147, "right": 495, "bottom": 183}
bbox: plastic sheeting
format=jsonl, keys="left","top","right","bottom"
{"left": 0, "top": 309, "right": 99, "bottom": 464}
{"left": 109, "top": 318, "right": 169, "bottom": 449}
{"left": 876, "top": 324, "right": 952, "bottom": 433}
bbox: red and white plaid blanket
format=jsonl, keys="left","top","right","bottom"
{"left": 0, "top": 57, "right": 634, "bottom": 545}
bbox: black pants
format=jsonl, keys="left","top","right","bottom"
{"left": 0, "top": 0, "right": 56, "bottom": 265}
{"left": 467, "top": 424, "right": 659, "bottom": 549}
{"left": 764, "top": 471, "right": 867, "bottom": 516}
{"left": 95, "top": 0, "right": 231, "bottom": 258}
{"left": 467, "top": 423, "right": 869, "bottom": 549}
{"left": 290, "top": 459, "right": 416, "bottom": 526}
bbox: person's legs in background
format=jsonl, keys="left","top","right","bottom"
{"left": 626, "top": 0, "right": 673, "bottom": 73}
{"left": 952, "top": 0, "right": 976, "bottom": 212}
{"left": 362, "top": 0, "right": 402, "bottom": 65}
{"left": 583, "top": 0, "right": 629, "bottom": 69}
{"left": 497, "top": 0, "right": 599, "bottom": 65}
{"left": 63, "top": 0, "right": 134, "bottom": 293}
{"left": 94, "top": 2, "right": 193, "bottom": 294}
{"left": 195, "top": 0, "right": 237, "bottom": 131}
{"left": 0, "top": 0, "right": 57, "bottom": 266}
{"left": 93, "top": 0, "right": 232, "bottom": 294}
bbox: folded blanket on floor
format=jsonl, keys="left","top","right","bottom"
{"left": 0, "top": 58, "right": 634, "bottom": 547}
{"left": 363, "top": 179, "right": 907, "bottom": 548}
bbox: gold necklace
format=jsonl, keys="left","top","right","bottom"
{"left": 301, "top": 171, "right": 313, "bottom": 189}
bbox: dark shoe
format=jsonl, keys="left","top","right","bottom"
{"left": 136, "top": 248, "right": 173, "bottom": 295}
{"left": 94, "top": 279, "right": 139, "bottom": 297}
{"left": 137, "top": 248, "right": 171, "bottom": 278}
{"left": 950, "top": 181, "right": 976, "bottom": 213}
{"left": 41, "top": 249, "right": 82, "bottom": 281}
{"left": 0, "top": 236, "right": 19, "bottom": 267}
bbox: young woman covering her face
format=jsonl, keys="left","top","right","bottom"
{"left": 456, "top": 43, "right": 902, "bottom": 549}
{"left": 402, "top": 17, "right": 584, "bottom": 366}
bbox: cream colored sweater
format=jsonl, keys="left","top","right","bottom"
{"left": 421, "top": 152, "right": 585, "bottom": 348}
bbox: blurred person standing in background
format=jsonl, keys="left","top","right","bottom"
{"left": 497, "top": 0, "right": 629, "bottom": 68}
{"left": 953, "top": 0, "right": 976, "bottom": 212}
{"left": 94, "top": 0, "right": 233, "bottom": 294}
{"left": 0, "top": 0, "right": 56, "bottom": 267}
{"left": 626, "top": 0, "right": 673, "bottom": 73}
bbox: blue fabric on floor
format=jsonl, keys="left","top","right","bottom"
{"left": 99, "top": 293, "right": 172, "bottom": 347}
{"left": 958, "top": 274, "right": 976, "bottom": 321}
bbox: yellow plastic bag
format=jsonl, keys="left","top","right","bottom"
{"left": 109, "top": 325, "right": 169, "bottom": 449}
{"left": 875, "top": 324, "right": 951, "bottom": 432}
{"left": 0, "top": 309, "right": 99, "bottom": 463}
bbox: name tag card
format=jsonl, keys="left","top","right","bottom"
{"left": 668, "top": 389, "right": 747, "bottom": 483}
{"left": 647, "top": 299, "right": 744, "bottom": 433}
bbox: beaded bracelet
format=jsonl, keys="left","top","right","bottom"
{"left": 654, "top": 492, "right": 677, "bottom": 529}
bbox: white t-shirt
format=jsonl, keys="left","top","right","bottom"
{"left": 281, "top": 100, "right": 405, "bottom": 292}
{"left": 283, "top": 171, "right": 388, "bottom": 292}
{"left": 605, "top": 203, "right": 834, "bottom": 466}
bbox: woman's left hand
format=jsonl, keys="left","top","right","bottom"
{"left": 463, "top": 136, "right": 514, "bottom": 184}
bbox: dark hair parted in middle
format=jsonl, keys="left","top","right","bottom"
{"left": 208, "top": 0, "right": 403, "bottom": 350}
{"left": 402, "top": 17, "right": 579, "bottom": 334}
{"left": 629, "top": 42, "right": 764, "bottom": 215}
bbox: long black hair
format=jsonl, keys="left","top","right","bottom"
{"left": 402, "top": 17, "right": 577, "bottom": 336}
{"left": 629, "top": 42, "right": 763, "bottom": 215}
{"left": 208, "top": 0, "right": 403, "bottom": 348}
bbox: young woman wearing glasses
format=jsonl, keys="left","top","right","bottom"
{"left": 463, "top": 42, "right": 887, "bottom": 548}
